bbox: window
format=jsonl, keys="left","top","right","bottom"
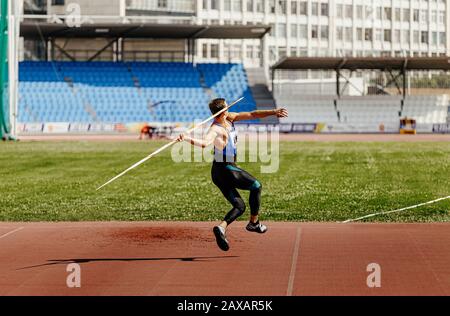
{"left": 413, "top": 9, "right": 419, "bottom": 22}
{"left": 431, "top": 10, "right": 437, "bottom": 23}
{"left": 278, "top": 0, "right": 287, "bottom": 14}
{"left": 394, "top": 30, "right": 400, "bottom": 42}
{"left": 345, "top": 5, "right": 353, "bottom": 19}
{"left": 255, "top": 44, "right": 262, "bottom": 58}
{"left": 311, "top": 25, "right": 319, "bottom": 39}
{"left": 202, "top": 44, "right": 208, "bottom": 58}
{"left": 439, "top": 11, "right": 445, "bottom": 24}
{"left": 421, "top": 31, "right": 428, "bottom": 44}
{"left": 246, "top": 45, "right": 253, "bottom": 59}
{"left": 232, "top": 0, "right": 242, "bottom": 11}
{"left": 345, "top": 27, "right": 352, "bottom": 42}
{"left": 336, "top": 4, "right": 343, "bottom": 18}
{"left": 299, "top": 1, "right": 307, "bottom": 15}
{"left": 356, "top": 5, "right": 363, "bottom": 19}
{"left": 246, "top": 0, "right": 253, "bottom": 12}
{"left": 321, "top": 26, "right": 329, "bottom": 39}
{"left": 440, "top": 32, "right": 446, "bottom": 45}
{"left": 384, "top": 29, "right": 391, "bottom": 42}
{"left": 403, "top": 30, "right": 410, "bottom": 43}
{"left": 336, "top": 27, "right": 343, "bottom": 41}
{"left": 234, "top": 45, "right": 242, "bottom": 59}
{"left": 291, "top": 24, "right": 298, "bottom": 38}
{"left": 376, "top": 7, "right": 382, "bottom": 20}
{"left": 395, "top": 8, "right": 401, "bottom": 21}
{"left": 320, "top": 3, "right": 328, "bottom": 16}
{"left": 300, "top": 24, "right": 307, "bottom": 38}
{"left": 157, "top": 0, "right": 167, "bottom": 8}
{"left": 384, "top": 7, "right": 392, "bottom": 20}
{"left": 311, "top": 2, "right": 318, "bottom": 16}
{"left": 403, "top": 9, "right": 410, "bottom": 21}
{"left": 365, "top": 28, "right": 373, "bottom": 41}
{"left": 224, "top": 0, "right": 231, "bottom": 11}
{"left": 365, "top": 6, "right": 373, "bottom": 19}
{"left": 269, "top": 0, "right": 276, "bottom": 13}
{"left": 420, "top": 10, "right": 428, "bottom": 23}
{"left": 211, "top": 0, "right": 219, "bottom": 9}
{"left": 277, "top": 23, "right": 287, "bottom": 38}
{"left": 432, "top": 32, "right": 438, "bottom": 45}
{"left": 375, "top": 28, "right": 382, "bottom": 41}
{"left": 357, "top": 28, "right": 363, "bottom": 41}
{"left": 256, "top": 0, "right": 264, "bottom": 12}
{"left": 413, "top": 31, "right": 419, "bottom": 44}
{"left": 51, "top": 0, "right": 65, "bottom": 4}
{"left": 269, "top": 23, "right": 276, "bottom": 36}
{"left": 290, "top": 47, "right": 297, "bottom": 56}
{"left": 291, "top": 1, "right": 297, "bottom": 15}
{"left": 211, "top": 44, "right": 219, "bottom": 58}
{"left": 269, "top": 46, "right": 277, "bottom": 61}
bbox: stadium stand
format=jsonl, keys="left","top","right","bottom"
{"left": 18, "top": 61, "right": 257, "bottom": 123}
{"left": 278, "top": 96, "right": 338, "bottom": 123}
{"left": 337, "top": 96, "right": 402, "bottom": 125}
{"left": 197, "top": 63, "right": 257, "bottom": 114}
{"left": 402, "top": 95, "right": 449, "bottom": 124}
{"left": 278, "top": 94, "right": 449, "bottom": 126}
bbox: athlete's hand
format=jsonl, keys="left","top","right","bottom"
{"left": 176, "top": 134, "right": 185, "bottom": 142}
{"left": 275, "top": 108, "right": 288, "bottom": 118}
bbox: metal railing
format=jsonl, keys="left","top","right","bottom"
{"left": 123, "top": 51, "right": 185, "bottom": 62}
{"left": 21, "top": 14, "right": 197, "bottom": 25}
{"left": 274, "top": 69, "right": 450, "bottom": 97}
{"left": 53, "top": 49, "right": 114, "bottom": 61}
{"left": 47, "top": 49, "right": 185, "bottom": 62}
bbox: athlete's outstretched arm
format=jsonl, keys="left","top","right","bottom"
{"left": 228, "top": 108, "right": 288, "bottom": 122}
{"left": 176, "top": 128, "right": 217, "bottom": 148}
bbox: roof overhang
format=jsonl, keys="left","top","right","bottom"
{"left": 20, "top": 22, "right": 271, "bottom": 40}
{"left": 272, "top": 57, "right": 450, "bottom": 71}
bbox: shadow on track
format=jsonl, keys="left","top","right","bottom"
{"left": 17, "top": 255, "right": 239, "bottom": 270}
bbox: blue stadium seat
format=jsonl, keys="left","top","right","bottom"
{"left": 18, "top": 61, "right": 257, "bottom": 123}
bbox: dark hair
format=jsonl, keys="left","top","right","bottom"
{"left": 209, "top": 98, "right": 227, "bottom": 115}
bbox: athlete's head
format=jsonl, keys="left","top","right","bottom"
{"left": 209, "top": 98, "right": 228, "bottom": 117}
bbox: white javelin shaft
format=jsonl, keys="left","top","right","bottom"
{"left": 96, "top": 97, "right": 244, "bottom": 191}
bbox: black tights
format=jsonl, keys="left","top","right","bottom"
{"left": 211, "top": 162, "right": 262, "bottom": 225}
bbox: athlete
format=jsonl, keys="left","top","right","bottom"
{"left": 139, "top": 124, "right": 156, "bottom": 140}
{"left": 177, "top": 98, "right": 288, "bottom": 251}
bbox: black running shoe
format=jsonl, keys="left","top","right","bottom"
{"left": 246, "top": 221, "right": 268, "bottom": 234}
{"left": 213, "top": 226, "right": 229, "bottom": 251}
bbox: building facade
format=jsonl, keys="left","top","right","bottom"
{"left": 38, "top": 0, "right": 450, "bottom": 69}
{"left": 195, "top": 0, "right": 450, "bottom": 68}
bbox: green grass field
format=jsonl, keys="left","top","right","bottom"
{"left": 0, "top": 140, "right": 449, "bottom": 222}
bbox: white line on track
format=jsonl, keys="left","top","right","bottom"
{"left": 287, "top": 228, "right": 302, "bottom": 296}
{"left": 0, "top": 227, "right": 24, "bottom": 240}
{"left": 342, "top": 195, "right": 450, "bottom": 223}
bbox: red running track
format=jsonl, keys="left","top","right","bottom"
{"left": 0, "top": 222, "right": 448, "bottom": 296}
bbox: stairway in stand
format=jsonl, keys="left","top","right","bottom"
{"left": 246, "top": 67, "right": 278, "bottom": 124}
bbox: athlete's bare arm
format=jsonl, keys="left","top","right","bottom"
{"left": 176, "top": 125, "right": 220, "bottom": 148}
{"left": 227, "top": 108, "right": 288, "bottom": 122}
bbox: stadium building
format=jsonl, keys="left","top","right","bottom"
{"left": 1, "top": 0, "right": 450, "bottom": 138}
{"left": 41, "top": 0, "right": 450, "bottom": 64}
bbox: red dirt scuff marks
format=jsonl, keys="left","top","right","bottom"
{"left": 109, "top": 227, "right": 211, "bottom": 244}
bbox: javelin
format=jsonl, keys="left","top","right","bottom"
{"left": 96, "top": 97, "right": 244, "bottom": 191}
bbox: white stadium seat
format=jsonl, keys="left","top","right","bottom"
{"left": 277, "top": 94, "right": 449, "bottom": 125}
